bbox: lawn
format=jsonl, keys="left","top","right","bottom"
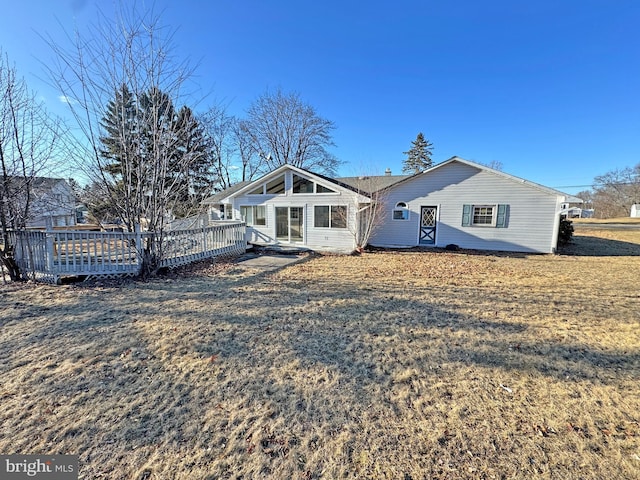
{"left": 0, "top": 227, "right": 638, "bottom": 479}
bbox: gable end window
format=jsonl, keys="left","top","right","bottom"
{"left": 462, "top": 204, "right": 508, "bottom": 228}
{"left": 314, "top": 205, "right": 347, "bottom": 228}
{"left": 393, "top": 202, "right": 409, "bottom": 220}
{"left": 248, "top": 175, "right": 286, "bottom": 195}
{"left": 292, "top": 174, "right": 338, "bottom": 194}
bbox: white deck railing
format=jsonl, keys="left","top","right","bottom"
{"left": 10, "top": 222, "right": 246, "bottom": 283}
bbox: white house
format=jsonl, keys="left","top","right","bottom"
{"left": 2, "top": 177, "right": 76, "bottom": 228}
{"left": 202, "top": 157, "right": 581, "bottom": 254}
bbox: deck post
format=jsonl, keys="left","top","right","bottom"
{"left": 202, "top": 226, "right": 207, "bottom": 254}
{"left": 135, "top": 224, "right": 143, "bottom": 274}
{"left": 45, "top": 225, "right": 55, "bottom": 274}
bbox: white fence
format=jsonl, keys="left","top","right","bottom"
{"left": 10, "top": 222, "right": 246, "bottom": 283}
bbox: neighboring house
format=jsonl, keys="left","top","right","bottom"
{"left": 559, "top": 202, "right": 593, "bottom": 219}
{"left": 29, "top": 178, "right": 77, "bottom": 228}
{"left": 202, "top": 157, "right": 581, "bottom": 254}
{"left": 631, "top": 204, "right": 640, "bottom": 218}
{"left": 2, "top": 177, "right": 76, "bottom": 228}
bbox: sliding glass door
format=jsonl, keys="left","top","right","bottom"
{"left": 275, "top": 207, "right": 304, "bottom": 243}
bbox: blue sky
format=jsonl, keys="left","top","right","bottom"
{"left": 1, "top": 0, "right": 639, "bottom": 193}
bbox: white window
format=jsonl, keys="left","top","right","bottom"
{"left": 292, "top": 174, "right": 338, "bottom": 194}
{"left": 393, "top": 202, "right": 409, "bottom": 220}
{"left": 240, "top": 206, "right": 266, "bottom": 226}
{"left": 224, "top": 204, "right": 233, "bottom": 220}
{"left": 472, "top": 205, "right": 496, "bottom": 226}
{"left": 314, "top": 205, "right": 347, "bottom": 228}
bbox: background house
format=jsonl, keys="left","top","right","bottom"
{"left": 1, "top": 177, "right": 76, "bottom": 229}
{"left": 28, "top": 178, "right": 77, "bottom": 228}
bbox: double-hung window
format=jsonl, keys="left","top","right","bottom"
{"left": 462, "top": 204, "right": 508, "bottom": 228}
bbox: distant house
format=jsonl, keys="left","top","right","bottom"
{"left": 560, "top": 203, "right": 593, "bottom": 219}
{"left": 202, "top": 157, "right": 581, "bottom": 254}
{"left": 2, "top": 177, "right": 76, "bottom": 228}
{"left": 631, "top": 204, "right": 640, "bottom": 218}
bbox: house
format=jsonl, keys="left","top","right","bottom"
{"left": 1, "top": 177, "right": 76, "bottom": 229}
{"left": 559, "top": 202, "right": 593, "bottom": 219}
{"left": 631, "top": 204, "right": 640, "bottom": 218}
{"left": 202, "top": 157, "right": 581, "bottom": 254}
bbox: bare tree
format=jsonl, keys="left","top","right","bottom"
{"left": 0, "top": 50, "right": 66, "bottom": 281}
{"left": 200, "top": 104, "right": 236, "bottom": 190}
{"left": 244, "top": 88, "right": 342, "bottom": 175}
{"left": 233, "top": 119, "right": 263, "bottom": 183}
{"left": 592, "top": 164, "right": 640, "bottom": 218}
{"left": 46, "top": 5, "right": 207, "bottom": 276}
{"left": 336, "top": 175, "right": 389, "bottom": 252}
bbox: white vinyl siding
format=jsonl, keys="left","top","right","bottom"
{"left": 231, "top": 169, "right": 359, "bottom": 252}
{"left": 369, "top": 161, "right": 561, "bottom": 253}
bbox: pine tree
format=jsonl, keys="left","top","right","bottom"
{"left": 172, "top": 106, "right": 215, "bottom": 217}
{"left": 99, "top": 84, "right": 138, "bottom": 178}
{"left": 402, "top": 133, "right": 434, "bottom": 174}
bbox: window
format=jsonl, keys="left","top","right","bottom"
{"left": 224, "top": 204, "right": 233, "bottom": 220}
{"left": 462, "top": 204, "right": 508, "bottom": 228}
{"left": 393, "top": 202, "right": 409, "bottom": 220}
{"left": 240, "top": 206, "right": 266, "bottom": 226}
{"left": 473, "top": 205, "right": 495, "bottom": 225}
{"left": 316, "top": 184, "right": 337, "bottom": 194}
{"left": 292, "top": 174, "right": 314, "bottom": 193}
{"left": 314, "top": 205, "right": 347, "bottom": 228}
{"left": 292, "top": 174, "right": 338, "bottom": 194}
{"left": 248, "top": 185, "right": 264, "bottom": 195}
{"left": 266, "top": 175, "right": 285, "bottom": 194}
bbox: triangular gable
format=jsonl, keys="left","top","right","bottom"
{"left": 385, "top": 156, "right": 582, "bottom": 202}
{"left": 223, "top": 164, "right": 372, "bottom": 203}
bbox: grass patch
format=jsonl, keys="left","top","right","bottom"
{"left": 1, "top": 228, "right": 639, "bottom": 479}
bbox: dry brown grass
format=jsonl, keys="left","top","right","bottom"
{"left": 1, "top": 228, "right": 639, "bottom": 479}
{"left": 574, "top": 217, "right": 640, "bottom": 224}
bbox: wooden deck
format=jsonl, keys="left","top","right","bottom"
{"left": 10, "top": 222, "right": 246, "bottom": 283}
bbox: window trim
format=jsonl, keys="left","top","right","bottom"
{"left": 292, "top": 173, "right": 339, "bottom": 195}
{"left": 314, "top": 205, "right": 347, "bottom": 229}
{"left": 240, "top": 205, "right": 267, "bottom": 226}
{"left": 472, "top": 204, "right": 497, "bottom": 227}
{"left": 392, "top": 201, "right": 410, "bottom": 221}
{"left": 462, "top": 204, "right": 508, "bottom": 228}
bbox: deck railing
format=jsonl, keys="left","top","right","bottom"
{"left": 9, "top": 222, "right": 246, "bottom": 283}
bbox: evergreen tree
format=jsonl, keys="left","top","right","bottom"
{"left": 402, "top": 133, "right": 434, "bottom": 174}
{"left": 99, "top": 84, "right": 138, "bottom": 178}
{"left": 172, "top": 106, "right": 215, "bottom": 217}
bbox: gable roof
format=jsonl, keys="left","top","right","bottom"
{"left": 201, "top": 181, "right": 253, "bottom": 205}
{"left": 201, "top": 157, "right": 582, "bottom": 205}
{"left": 209, "top": 164, "right": 371, "bottom": 202}
{"left": 385, "top": 156, "right": 582, "bottom": 202}
{"left": 335, "top": 174, "right": 411, "bottom": 195}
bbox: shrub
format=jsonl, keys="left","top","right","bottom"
{"left": 558, "top": 216, "right": 574, "bottom": 246}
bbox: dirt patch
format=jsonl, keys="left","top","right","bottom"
{"left": 1, "top": 228, "right": 639, "bottom": 479}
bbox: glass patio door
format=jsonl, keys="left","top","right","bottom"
{"left": 275, "top": 207, "right": 304, "bottom": 242}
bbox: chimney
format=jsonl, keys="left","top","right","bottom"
{"left": 384, "top": 168, "right": 392, "bottom": 176}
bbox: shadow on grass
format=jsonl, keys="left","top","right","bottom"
{"left": 1, "top": 255, "right": 638, "bottom": 478}
{"left": 559, "top": 235, "right": 640, "bottom": 256}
